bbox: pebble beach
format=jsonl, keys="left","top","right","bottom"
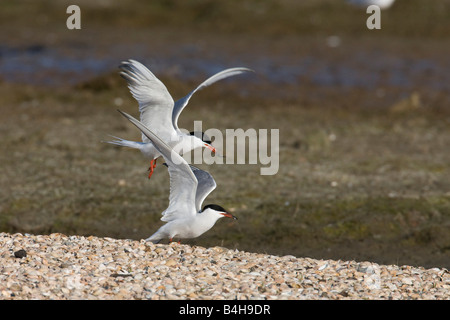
{"left": 0, "top": 232, "right": 448, "bottom": 300}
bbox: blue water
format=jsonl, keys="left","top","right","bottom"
{"left": 1, "top": 42, "right": 449, "bottom": 94}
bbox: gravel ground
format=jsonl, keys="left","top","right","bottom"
{"left": 0, "top": 232, "right": 448, "bottom": 300}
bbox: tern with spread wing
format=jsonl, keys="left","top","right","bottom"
{"left": 118, "top": 110, "right": 237, "bottom": 243}
{"left": 107, "top": 59, "right": 253, "bottom": 179}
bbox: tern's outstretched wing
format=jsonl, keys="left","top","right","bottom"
{"left": 119, "top": 59, "right": 176, "bottom": 143}
{"left": 172, "top": 67, "right": 254, "bottom": 130}
{"left": 189, "top": 165, "right": 217, "bottom": 213}
{"left": 118, "top": 110, "right": 198, "bottom": 222}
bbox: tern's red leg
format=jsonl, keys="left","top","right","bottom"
{"left": 168, "top": 238, "right": 180, "bottom": 244}
{"left": 147, "top": 159, "right": 157, "bottom": 179}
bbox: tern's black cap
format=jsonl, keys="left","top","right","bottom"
{"left": 190, "top": 131, "right": 212, "bottom": 145}
{"left": 202, "top": 204, "right": 227, "bottom": 213}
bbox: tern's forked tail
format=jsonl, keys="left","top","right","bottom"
{"left": 104, "top": 136, "right": 146, "bottom": 150}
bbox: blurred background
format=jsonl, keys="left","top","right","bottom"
{"left": 0, "top": 0, "right": 449, "bottom": 269}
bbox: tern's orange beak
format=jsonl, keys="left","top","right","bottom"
{"left": 221, "top": 212, "right": 238, "bottom": 220}
{"left": 204, "top": 143, "right": 216, "bottom": 153}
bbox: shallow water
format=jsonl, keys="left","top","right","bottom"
{"left": 2, "top": 41, "right": 449, "bottom": 95}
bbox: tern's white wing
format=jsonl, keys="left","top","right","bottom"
{"left": 189, "top": 165, "right": 217, "bottom": 212}
{"left": 172, "top": 67, "right": 254, "bottom": 130}
{"left": 118, "top": 110, "right": 198, "bottom": 222}
{"left": 119, "top": 59, "right": 176, "bottom": 143}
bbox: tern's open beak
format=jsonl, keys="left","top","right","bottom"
{"left": 221, "top": 212, "right": 238, "bottom": 220}
{"left": 204, "top": 143, "right": 216, "bottom": 153}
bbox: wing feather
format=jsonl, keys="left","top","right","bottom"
{"left": 118, "top": 110, "right": 198, "bottom": 222}
{"left": 172, "top": 67, "right": 254, "bottom": 130}
{"left": 119, "top": 60, "right": 176, "bottom": 143}
{"left": 189, "top": 165, "right": 217, "bottom": 212}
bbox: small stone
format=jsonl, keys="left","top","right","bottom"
{"left": 9, "top": 283, "right": 22, "bottom": 292}
{"left": 402, "top": 277, "right": 414, "bottom": 286}
{"left": 14, "top": 249, "right": 27, "bottom": 258}
{"left": 318, "top": 263, "right": 328, "bottom": 271}
{"left": 165, "top": 259, "right": 177, "bottom": 267}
